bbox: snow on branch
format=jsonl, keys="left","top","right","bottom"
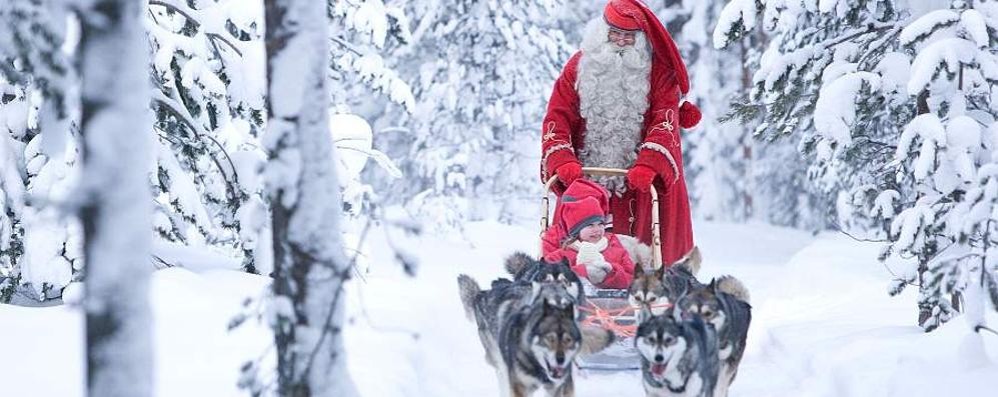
{"left": 713, "top": 0, "right": 758, "bottom": 49}
{"left": 899, "top": 9, "right": 960, "bottom": 46}
{"left": 814, "top": 71, "right": 881, "bottom": 147}
{"left": 907, "top": 38, "right": 980, "bottom": 95}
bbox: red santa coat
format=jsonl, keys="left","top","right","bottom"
{"left": 540, "top": 51, "right": 694, "bottom": 265}
{"left": 544, "top": 233, "right": 635, "bottom": 289}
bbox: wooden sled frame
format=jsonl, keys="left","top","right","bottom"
{"left": 539, "top": 167, "right": 665, "bottom": 371}
{"left": 540, "top": 167, "right": 663, "bottom": 268}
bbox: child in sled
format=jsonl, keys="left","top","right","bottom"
{"left": 544, "top": 195, "right": 637, "bottom": 289}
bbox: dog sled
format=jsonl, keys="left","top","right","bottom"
{"left": 541, "top": 167, "right": 663, "bottom": 371}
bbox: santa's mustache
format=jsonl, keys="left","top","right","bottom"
{"left": 588, "top": 41, "right": 649, "bottom": 70}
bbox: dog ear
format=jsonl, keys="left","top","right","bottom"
{"left": 557, "top": 259, "right": 577, "bottom": 278}
{"left": 709, "top": 278, "right": 718, "bottom": 292}
{"left": 530, "top": 280, "right": 542, "bottom": 301}
{"left": 633, "top": 263, "right": 645, "bottom": 278}
{"left": 654, "top": 262, "right": 666, "bottom": 280}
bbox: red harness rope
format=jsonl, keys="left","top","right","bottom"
{"left": 578, "top": 302, "right": 673, "bottom": 338}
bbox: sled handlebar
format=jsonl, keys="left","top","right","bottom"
{"left": 541, "top": 167, "right": 662, "bottom": 268}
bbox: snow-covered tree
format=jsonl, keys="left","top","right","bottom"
{"left": 0, "top": 0, "right": 82, "bottom": 302}
{"left": 0, "top": 0, "right": 73, "bottom": 124}
{"left": 264, "top": 0, "right": 356, "bottom": 394}
{"left": 714, "top": 0, "right": 906, "bottom": 230}
{"left": 77, "top": 0, "right": 153, "bottom": 394}
{"left": 380, "top": 0, "right": 573, "bottom": 230}
{"left": 652, "top": 0, "right": 761, "bottom": 222}
{"left": 878, "top": 2, "right": 998, "bottom": 332}
{"left": 327, "top": 0, "right": 412, "bottom": 225}
{"left": 328, "top": 0, "right": 415, "bottom": 113}
{"left": 1, "top": 0, "right": 414, "bottom": 303}
{"left": 0, "top": 84, "right": 28, "bottom": 302}
{"left": 714, "top": 0, "right": 998, "bottom": 331}
{"left": 146, "top": 0, "right": 270, "bottom": 273}
{"left": 147, "top": 0, "right": 414, "bottom": 277}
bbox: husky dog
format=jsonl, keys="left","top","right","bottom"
{"left": 459, "top": 273, "right": 571, "bottom": 364}
{"left": 457, "top": 254, "right": 613, "bottom": 397}
{"left": 499, "top": 297, "right": 581, "bottom": 397}
{"left": 635, "top": 312, "right": 719, "bottom": 397}
{"left": 629, "top": 247, "right": 703, "bottom": 322}
{"left": 673, "top": 276, "right": 751, "bottom": 397}
{"left": 505, "top": 251, "right": 585, "bottom": 305}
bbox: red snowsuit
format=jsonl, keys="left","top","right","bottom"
{"left": 540, "top": 51, "right": 694, "bottom": 265}
{"left": 544, "top": 233, "right": 635, "bottom": 289}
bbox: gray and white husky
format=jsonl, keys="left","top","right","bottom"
{"left": 628, "top": 247, "right": 703, "bottom": 323}
{"left": 505, "top": 251, "right": 585, "bottom": 305}
{"left": 635, "top": 312, "right": 719, "bottom": 397}
{"left": 673, "top": 276, "right": 751, "bottom": 397}
{"left": 457, "top": 254, "right": 613, "bottom": 397}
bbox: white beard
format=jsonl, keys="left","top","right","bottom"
{"left": 576, "top": 19, "right": 652, "bottom": 195}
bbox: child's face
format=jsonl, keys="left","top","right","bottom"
{"left": 578, "top": 223, "right": 605, "bottom": 243}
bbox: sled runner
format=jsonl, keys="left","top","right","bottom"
{"left": 541, "top": 167, "right": 663, "bottom": 371}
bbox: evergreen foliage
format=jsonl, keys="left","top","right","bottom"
{"left": 714, "top": 0, "right": 998, "bottom": 331}
{"left": 380, "top": 0, "right": 574, "bottom": 229}
{"left": 878, "top": 2, "right": 998, "bottom": 332}
{"left": 0, "top": 0, "right": 413, "bottom": 300}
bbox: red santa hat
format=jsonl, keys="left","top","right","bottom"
{"left": 561, "top": 196, "right": 607, "bottom": 240}
{"left": 603, "top": 0, "right": 701, "bottom": 128}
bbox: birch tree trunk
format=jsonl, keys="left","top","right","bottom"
{"left": 264, "top": 0, "right": 356, "bottom": 395}
{"left": 78, "top": 0, "right": 153, "bottom": 396}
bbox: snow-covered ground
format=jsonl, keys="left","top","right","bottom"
{"left": 3, "top": 221, "right": 997, "bottom": 396}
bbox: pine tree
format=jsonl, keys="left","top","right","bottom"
{"left": 328, "top": 0, "right": 415, "bottom": 113}
{"left": 0, "top": 85, "right": 27, "bottom": 301}
{"left": 327, "top": 0, "right": 413, "bottom": 224}
{"left": 146, "top": 0, "right": 270, "bottom": 273}
{"left": 78, "top": 0, "right": 153, "bottom": 394}
{"left": 659, "top": 0, "right": 760, "bottom": 222}
{"left": 265, "top": 0, "right": 356, "bottom": 394}
{"left": 147, "top": 0, "right": 414, "bottom": 276}
{"left": 713, "top": 0, "right": 906, "bottom": 230}
{"left": 714, "top": 0, "right": 998, "bottom": 331}
{"left": 385, "top": 0, "right": 574, "bottom": 229}
{"left": 0, "top": 0, "right": 81, "bottom": 302}
{"left": 879, "top": 1, "right": 998, "bottom": 332}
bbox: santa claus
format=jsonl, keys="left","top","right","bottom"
{"left": 540, "top": 0, "right": 701, "bottom": 265}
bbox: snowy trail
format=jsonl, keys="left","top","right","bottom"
{"left": 347, "top": 221, "right": 998, "bottom": 397}
{"left": 3, "top": 221, "right": 997, "bottom": 396}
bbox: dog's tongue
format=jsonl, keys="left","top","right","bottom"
{"left": 651, "top": 363, "right": 667, "bottom": 376}
{"left": 550, "top": 366, "right": 565, "bottom": 379}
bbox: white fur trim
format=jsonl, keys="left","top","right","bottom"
{"left": 640, "top": 142, "right": 679, "bottom": 183}
{"left": 617, "top": 234, "right": 653, "bottom": 269}
{"left": 570, "top": 236, "right": 608, "bottom": 253}
{"left": 542, "top": 143, "right": 574, "bottom": 165}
